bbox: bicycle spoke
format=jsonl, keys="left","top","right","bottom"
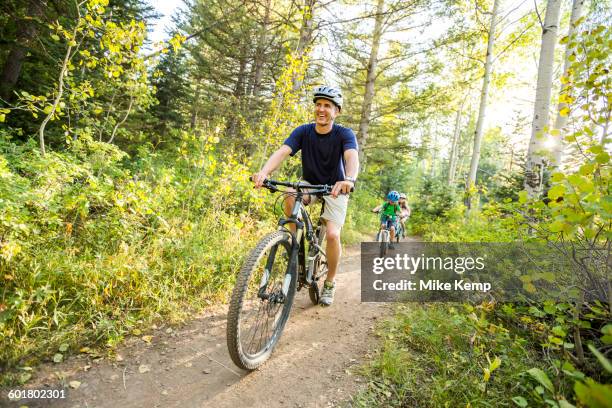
{"left": 244, "top": 302, "right": 266, "bottom": 354}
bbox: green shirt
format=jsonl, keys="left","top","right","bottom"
{"left": 381, "top": 202, "right": 400, "bottom": 218}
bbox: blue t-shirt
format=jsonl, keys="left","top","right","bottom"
{"left": 283, "top": 123, "right": 358, "bottom": 185}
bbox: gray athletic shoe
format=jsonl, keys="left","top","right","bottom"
{"left": 319, "top": 281, "right": 335, "bottom": 306}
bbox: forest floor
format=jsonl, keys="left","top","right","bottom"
{"left": 2, "top": 244, "right": 390, "bottom": 408}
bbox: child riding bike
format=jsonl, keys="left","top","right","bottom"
{"left": 372, "top": 191, "right": 401, "bottom": 249}
{"left": 398, "top": 193, "right": 411, "bottom": 239}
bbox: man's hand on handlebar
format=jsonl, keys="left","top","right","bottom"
{"left": 251, "top": 172, "right": 268, "bottom": 188}
{"left": 331, "top": 180, "right": 354, "bottom": 198}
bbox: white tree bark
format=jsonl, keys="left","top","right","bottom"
{"left": 550, "top": 0, "right": 585, "bottom": 168}
{"left": 430, "top": 129, "right": 438, "bottom": 178}
{"left": 524, "top": 0, "right": 562, "bottom": 197}
{"left": 465, "top": 0, "right": 501, "bottom": 208}
{"left": 448, "top": 100, "right": 465, "bottom": 185}
{"left": 357, "top": 0, "right": 385, "bottom": 165}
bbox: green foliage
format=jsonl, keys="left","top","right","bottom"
{"left": 395, "top": 21, "right": 612, "bottom": 404}
{"left": 354, "top": 304, "right": 541, "bottom": 407}
{"left": 417, "top": 202, "right": 520, "bottom": 242}
{"left": 151, "top": 49, "right": 191, "bottom": 133}
{"left": 356, "top": 302, "right": 612, "bottom": 407}
{"left": 344, "top": 187, "right": 381, "bottom": 243}
{"left": 1, "top": 0, "right": 177, "bottom": 154}
{"left": 410, "top": 176, "right": 461, "bottom": 224}
{"left": 0, "top": 129, "right": 276, "bottom": 381}
{"left": 535, "top": 24, "right": 611, "bottom": 243}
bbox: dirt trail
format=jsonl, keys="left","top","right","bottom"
{"left": 3, "top": 245, "right": 388, "bottom": 408}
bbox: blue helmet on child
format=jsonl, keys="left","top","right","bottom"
{"left": 387, "top": 191, "right": 400, "bottom": 202}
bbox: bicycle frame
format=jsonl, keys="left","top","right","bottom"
{"left": 258, "top": 180, "right": 330, "bottom": 300}
{"left": 378, "top": 227, "right": 390, "bottom": 242}
{"left": 396, "top": 221, "right": 404, "bottom": 240}
{"left": 277, "top": 191, "right": 326, "bottom": 293}
{"left": 377, "top": 215, "right": 395, "bottom": 241}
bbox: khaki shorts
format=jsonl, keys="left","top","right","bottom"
{"left": 308, "top": 193, "right": 349, "bottom": 227}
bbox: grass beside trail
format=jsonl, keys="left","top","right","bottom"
{"left": 352, "top": 304, "right": 549, "bottom": 407}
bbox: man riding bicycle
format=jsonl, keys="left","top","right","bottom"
{"left": 372, "top": 191, "right": 401, "bottom": 249}
{"left": 252, "top": 85, "right": 359, "bottom": 306}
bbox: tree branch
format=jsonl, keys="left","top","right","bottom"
{"left": 108, "top": 95, "right": 134, "bottom": 144}
{"left": 493, "top": 20, "right": 536, "bottom": 62}
{"left": 533, "top": 0, "right": 543, "bottom": 29}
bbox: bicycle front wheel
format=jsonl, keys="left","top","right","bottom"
{"left": 379, "top": 231, "right": 388, "bottom": 257}
{"left": 227, "top": 230, "right": 296, "bottom": 370}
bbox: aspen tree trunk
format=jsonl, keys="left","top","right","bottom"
{"left": 430, "top": 143, "right": 437, "bottom": 178}
{"left": 357, "top": 0, "right": 385, "bottom": 165}
{"left": 448, "top": 100, "right": 465, "bottom": 185}
{"left": 550, "top": 0, "right": 585, "bottom": 168}
{"left": 465, "top": 0, "right": 501, "bottom": 209}
{"left": 457, "top": 110, "right": 476, "bottom": 181}
{"left": 524, "top": 0, "right": 562, "bottom": 197}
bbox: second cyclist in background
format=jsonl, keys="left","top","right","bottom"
{"left": 398, "top": 193, "right": 411, "bottom": 239}
{"left": 372, "top": 191, "right": 401, "bottom": 249}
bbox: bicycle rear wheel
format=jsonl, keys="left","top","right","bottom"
{"left": 227, "top": 230, "right": 296, "bottom": 370}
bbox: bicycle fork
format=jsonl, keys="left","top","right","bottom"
{"left": 257, "top": 229, "right": 302, "bottom": 303}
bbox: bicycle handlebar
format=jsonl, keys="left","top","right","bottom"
{"left": 260, "top": 178, "right": 354, "bottom": 195}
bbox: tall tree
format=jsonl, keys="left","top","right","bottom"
{"left": 448, "top": 100, "right": 465, "bottom": 185}
{"left": 0, "top": 0, "right": 45, "bottom": 102}
{"left": 356, "top": 0, "right": 385, "bottom": 165}
{"left": 248, "top": 0, "right": 272, "bottom": 98}
{"left": 524, "top": 0, "right": 562, "bottom": 197}
{"left": 291, "top": 0, "right": 318, "bottom": 92}
{"left": 550, "top": 0, "right": 586, "bottom": 168}
{"left": 465, "top": 0, "right": 501, "bottom": 208}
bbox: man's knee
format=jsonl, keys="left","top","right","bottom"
{"left": 326, "top": 223, "right": 341, "bottom": 242}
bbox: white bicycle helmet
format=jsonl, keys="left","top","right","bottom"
{"left": 312, "top": 85, "right": 343, "bottom": 110}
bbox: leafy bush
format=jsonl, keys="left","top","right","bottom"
{"left": 410, "top": 176, "right": 461, "bottom": 224}
{"left": 0, "top": 129, "right": 276, "bottom": 382}
{"left": 355, "top": 303, "right": 612, "bottom": 407}
{"left": 354, "top": 304, "right": 542, "bottom": 407}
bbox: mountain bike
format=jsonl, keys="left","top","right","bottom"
{"left": 395, "top": 219, "right": 404, "bottom": 243}
{"left": 226, "top": 179, "right": 334, "bottom": 370}
{"left": 376, "top": 222, "right": 391, "bottom": 257}
{"left": 373, "top": 211, "right": 395, "bottom": 257}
